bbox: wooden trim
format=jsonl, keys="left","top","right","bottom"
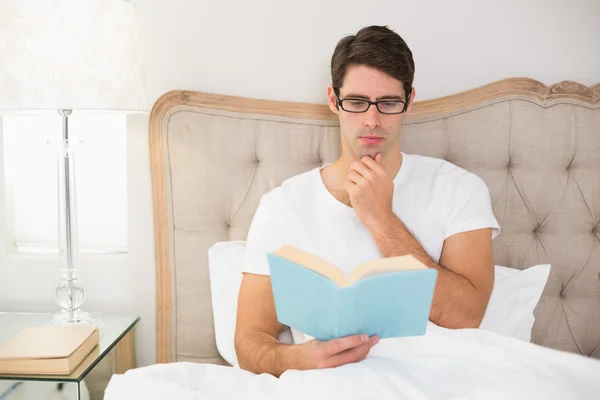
{"left": 149, "top": 91, "right": 174, "bottom": 364}
{"left": 592, "top": 83, "right": 600, "bottom": 103}
{"left": 149, "top": 77, "right": 600, "bottom": 364}
{"left": 115, "top": 329, "right": 136, "bottom": 374}
{"left": 407, "top": 78, "right": 600, "bottom": 120}
{"left": 150, "top": 78, "right": 600, "bottom": 125}
{"left": 151, "top": 90, "right": 338, "bottom": 121}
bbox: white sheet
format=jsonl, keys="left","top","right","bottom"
{"left": 105, "top": 324, "right": 600, "bottom": 400}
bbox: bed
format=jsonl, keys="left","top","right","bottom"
{"left": 106, "top": 78, "right": 600, "bottom": 399}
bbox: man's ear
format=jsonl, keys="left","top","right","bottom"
{"left": 327, "top": 85, "right": 340, "bottom": 115}
{"left": 406, "top": 87, "right": 416, "bottom": 114}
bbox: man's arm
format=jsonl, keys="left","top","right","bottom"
{"left": 346, "top": 154, "right": 495, "bottom": 329}
{"left": 370, "top": 218, "right": 494, "bottom": 328}
{"left": 234, "top": 273, "right": 379, "bottom": 376}
{"left": 234, "top": 273, "right": 296, "bottom": 376}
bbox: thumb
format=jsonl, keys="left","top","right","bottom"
{"left": 375, "top": 153, "right": 383, "bottom": 163}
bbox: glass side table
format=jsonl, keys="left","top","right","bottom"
{"left": 0, "top": 312, "right": 139, "bottom": 400}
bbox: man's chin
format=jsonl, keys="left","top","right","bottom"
{"left": 355, "top": 148, "right": 381, "bottom": 160}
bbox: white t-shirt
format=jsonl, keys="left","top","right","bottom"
{"left": 241, "top": 152, "right": 501, "bottom": 344}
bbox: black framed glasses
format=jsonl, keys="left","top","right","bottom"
{"left": 334, "top": 89, "right": 411, "bottom": 114}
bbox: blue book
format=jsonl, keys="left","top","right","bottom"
{"left": 268, "top": 246, "right": 438, "bottom": 342}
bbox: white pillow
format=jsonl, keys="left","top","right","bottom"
{"left": 208, "top": 241, "right": 550, "bottom": 366}
{"left": 208, "top": 241, "right": 245, "bottom": 367}
{"left": 479, "top": 263, "right": 550, "bottom": 341}
{"left": 208, "top": 241, "right": 293, "bottom": 367}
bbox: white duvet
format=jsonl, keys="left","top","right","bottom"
{"left": 105, "top": 324, "right": 600, "bottom": 400}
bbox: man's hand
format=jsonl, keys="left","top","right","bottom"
{"left": 294, "top": 334, "right": 380, "bottom": 370}
{"left": 236, "top": 274, "right": 379, "bottom": 376}
{"left": 346, "top": 154, "right": 394, "bottom": 229}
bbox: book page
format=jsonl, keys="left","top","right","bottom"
{"left": 273, "top": 245, "right": 346, "bottom": 286}
{"left": 348, "top": 254, "right": 427, "bottom": 284}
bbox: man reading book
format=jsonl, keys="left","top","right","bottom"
{"left": 234, "top": 25, "right": 501, "bottom": 377}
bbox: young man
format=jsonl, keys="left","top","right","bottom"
{"left": 234, "top": 25, "right": 500, "bottom": 377}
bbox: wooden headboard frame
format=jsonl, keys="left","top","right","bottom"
{"left": 149, "top": 78, "right": 600, "bottom": 363}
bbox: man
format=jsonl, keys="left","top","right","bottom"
{"left": 234, "top": 25, "right": 500, "bottom": 377}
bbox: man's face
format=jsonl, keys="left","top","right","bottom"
{"left": 327, "top": 65, "right": 414, "bottom": 160}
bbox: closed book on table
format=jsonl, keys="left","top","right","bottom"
{"left": 0, "top": 325, "right": 100, "bottom": 375}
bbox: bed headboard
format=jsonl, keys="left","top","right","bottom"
{"left": 149, "top": 78, "right": 600, "bottom": 365}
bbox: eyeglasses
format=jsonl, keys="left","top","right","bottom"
{"left": 334, "top": 89, "right": 411, "bottom": 115}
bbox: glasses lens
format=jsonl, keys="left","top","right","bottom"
{"left": 342, "top": 100, "right": 369, "bottom": 112}
{"left": 377, "top": 101, "right": 405, "bottom": 114}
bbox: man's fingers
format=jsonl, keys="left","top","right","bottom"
{"left": 347, "top": 170, "right": 363, "bottom": 185}
{"left": 322, "top": 341, "right": 373, "bottom": 369}
{"left": 323, "top": 334, "right": 369, "bottom": 356}
{"left": 360, "top": 155, "right": 384, "bottom": 174}
{"left": 349, "top": 160, "right": 375, "bottom": 181}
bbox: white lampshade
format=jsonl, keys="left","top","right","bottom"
{"left": 0, "top": 0, "right": 146, "bottom": 114}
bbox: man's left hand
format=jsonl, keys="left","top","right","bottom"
{"left": 346, "top": 154, "right": 394, "bottom": 230}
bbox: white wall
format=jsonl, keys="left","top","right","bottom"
{"left": 1, "top": 0, "right": 599, "bottom": 368}
{"left": 137, "top": 0, "right": 600, "bottom": 109}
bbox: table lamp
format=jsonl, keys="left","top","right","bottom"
{"left": 0, "top": 0, "right": 146, "bottom": 325}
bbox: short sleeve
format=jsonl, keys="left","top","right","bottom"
{"left": 444, "top": 172, "right": 501, "bottom": 240}
{"left": 241, "top": 194, "right": 295, "bottom": 276}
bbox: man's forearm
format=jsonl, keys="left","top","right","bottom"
{"left": 235, "top": 331, "right": 298, "bottom": 377}
{"left": 370, "top": 215, "right": 484, "bottom": 328}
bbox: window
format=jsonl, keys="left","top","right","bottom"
{"left": 2, "top": 113, "right": 128, "bottom": 254}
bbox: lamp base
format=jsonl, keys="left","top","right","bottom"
{"left": 49, "top": 309, "right": 96, "bottom": 326}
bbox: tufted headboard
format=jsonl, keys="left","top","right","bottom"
{"left": 149, "top": 78, "right": 600, "bottom": 366}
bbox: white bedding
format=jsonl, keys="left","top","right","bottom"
{"left": 105, "top": 324, "right": 600, "bottom": 400}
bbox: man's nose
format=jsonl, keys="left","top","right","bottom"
{"left": 363, "top": 105, "right": 381, "bottom": 129}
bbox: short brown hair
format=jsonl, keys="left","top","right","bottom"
{"left": 331, "top": 25, "right": 415, "bottom": 99}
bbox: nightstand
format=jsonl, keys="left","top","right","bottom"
{"left": 0, "top": 313, "right": 139, "bottom": 400}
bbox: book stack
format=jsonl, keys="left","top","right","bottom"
{"left": 0, "top": 325, "right": 100, "bottom": 375}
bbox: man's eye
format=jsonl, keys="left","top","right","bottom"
{"left": 379, "top": 101, "right": 403, "bottom": 111}
{"left": 349, "top": 101, "right": 366, "bottom": 107}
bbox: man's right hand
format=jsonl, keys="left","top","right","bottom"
{"left": 294, "top": 334, "right": 380, "bottom": 370}
{"left": 236, "top": 273, "right": 380, "bottom": 376}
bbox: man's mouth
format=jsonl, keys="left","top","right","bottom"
{"left": 359, "top": 135, "right": 384, "bottom": 145}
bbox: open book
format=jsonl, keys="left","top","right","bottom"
{"left": 268, "top": 245, "right": 437, "bottom": 341}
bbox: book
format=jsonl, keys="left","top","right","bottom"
{"left": 268, "top": 245, "right": 438, "bottom": 341}
{"left": 0, "top": 325, "right": 100, "bottom": 375}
